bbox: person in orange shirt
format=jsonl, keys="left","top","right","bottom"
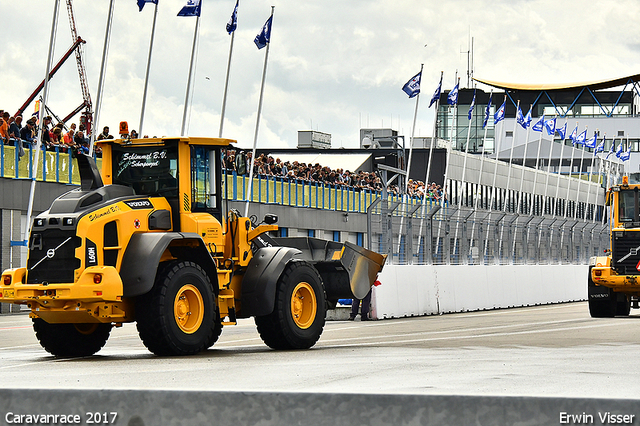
{"left": 0, "top": 112, "right": 10, "bottom": 143}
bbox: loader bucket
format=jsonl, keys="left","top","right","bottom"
{"left": 272, "top": 237, "right": 387, "bottom": 300}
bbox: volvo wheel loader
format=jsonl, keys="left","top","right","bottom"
{"left": 589, "top": 175, "right": 640, "bottom": 317}
{"left": 0, "top": 136, "right": 386, "bottom": 357}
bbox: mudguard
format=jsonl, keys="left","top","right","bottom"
{"left": 120, "top": 232, "right": 217, "bottom": 297}
{"left": 240, "top": 246, "right": 302, "bottom": 317}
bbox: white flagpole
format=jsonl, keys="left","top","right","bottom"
{"left": 139, "top": 1, "right": 159, "bottom": 137}
{"left": 564, "top": 123, "right": 579, "bottom": 219}
{"left": 397, "top": 64, "right": 423, "bottom": 256}
{"left": 502, "top": 100, "right": 520, "bottom": 213}
{"left": 404, "top": 64, "right": 424, "bottom": 193}
{"left": 468, "top": 90, "right": 492, "bottom": 259}
{"left": 540, "top": 116, "right": 558, "bottom": 217}
{"left": 453, "top": 92, "right": 475, "bottom": 257}
{"left": 484, "top": 96, "right": 506, "bottom": 259}
{"left": 219, "top": 2, "right": 238, "bottom": 138}
{"left": 245, "top": 6, "right": 275, "bottom": 217}
{"left": 26, "top": 0, "right": 61, "bottom": 241}
{"left": 515, "top": 107, "right": 533, "bottom": 215}
{"left": 573, "top": 126, "right": 588, "bottom": 220}
{"left": 181, "top": 15, "right": 201, "bottom": 136}
{"left": 528, "top": 117, "right": 546, "bottom": 216}
{"left": 90, "top": 0, "right": 116, "bottom": 156}
{"left": 584, "top": 132, "right": 602, "bottom": 222}
{"left": 552, "top": 119, "right": 568, "bottom": 216}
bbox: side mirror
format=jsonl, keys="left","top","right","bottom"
{"left": 264, "top": 214, "right": 278, "bottom": 225}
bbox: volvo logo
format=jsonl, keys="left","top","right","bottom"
{"left": 30, "top": 237, "right": 72, "bottom": 271}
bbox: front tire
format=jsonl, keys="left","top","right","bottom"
{"left": 255, "top": 261, "right": 326, "bottom": 350}
{"left": 136, "top": 261, "right": 217, "bottom": 356}
{"left": 33, "top": 319, "right": 112, "bottom": 357}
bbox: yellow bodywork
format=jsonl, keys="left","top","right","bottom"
{"left": 0, "top": 137, "right": 277, "bottom": 325}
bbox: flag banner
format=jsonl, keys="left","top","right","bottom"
{"left": 429, "top": 74, "right": 442, "bottom": 108}
{"left": 178, "top": 0, "right": 201, "bottom": 16}
{"left": 575, "top": 129, "right": 587, "bottom": 145}
{"left": 32, "top": 100, "right": 40, "bottom": 124}
{"left": 606, "top": 141, "right": 616, "bottom": 159}
{"left": 447, "top": 82, "right": 459, "bottom": 105}
{"left": 516, "top": 105, "right": 526, "bottom": 128}
{"left": 584, "top": 132, "right": 597, "bottom": 149}
{"left": 620, "top": 146, "right": 632, "bottom": 162}
{"left": 227, "top": 0, "right": 238, "bottom": 33}
{"left": 556, "top": 122, "right": 567, "bottom": 140}
{"left": 569, "top": 125, "right": 578, "bottom": 143}
{"left": 483, "top": 93, "right": 492, "bottom": 129}
{"left": 138, "top": 0, "right": 157, "bottom": 11}
{"left": 594, "top": 136, "right": 605, "bottom": 154}
{"left": 255, "top": 15, "right": 273, "bottom": 49}
{"left": 532, "top": 115, "right": 544, "bottom": 132}
{"left": 494, "top": 99, "right": 505, "bottom": 124}
{"left": 468, "top": 89, "right": 476, "bottom": 120}
{"left": 402, "top": 71, "right": 421, "bottom": 98}
{"left": 616, "top": 141, "right": 625, "bottom": 158}
{"left": 544, "top": 117, "right": 556, "bottom": 136}
{"left": 523, "top": 108, "right": 532, "bottom": 129}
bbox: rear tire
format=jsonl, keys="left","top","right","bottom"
{"left": 255, "top": 261, "right": 326, "bottom": 350}
{"left": 588, "top": 266, "right": 616, "bottom": 318}
{"left": 136, "top": 261, "right": 217, "bottom": 356}
{"left": 33, "top": 319, "right": 112, "bottom": 357}
{"left": 616, "top": 294, "right": 631, "bottom": 317}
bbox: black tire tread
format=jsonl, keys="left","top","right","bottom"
{"left": 33, "top": 319, "right": 112, "bottom": 358}
{"left": 136, "top": 261, "right": 217, "bottom": 356}
{"left": 255, "top": 261, "right": 326, "bottom": 350}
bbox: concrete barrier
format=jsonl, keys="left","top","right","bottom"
{"left": 371, "top": 265, "right": 588, "bottom": 319}
{"left": 0, "top": 389, "right": 637, "bottom": 426}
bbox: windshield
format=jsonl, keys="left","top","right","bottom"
{"left": 112, "top": 142, "right": 178, "bottom": 197}
{"left": 618, "top": 190, "right": 637, "bottom": 222}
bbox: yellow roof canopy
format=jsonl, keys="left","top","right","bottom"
{"left": 473, "top": 73, "right": 640, "bottom": 91}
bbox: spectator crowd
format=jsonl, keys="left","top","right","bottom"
{"left": 223, "top": 149, "right": 443, "bottom": 201}
{"left": 0, "top": 109, "right": 101, "bottom": 156}
{"left": 0, "top": 107, "right": 442, "bottom": 201}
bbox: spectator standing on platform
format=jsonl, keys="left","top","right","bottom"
{"left": 97, "top": 126, "right": 113, "bottom": 141}
{"left": 0, "top": 112, "right": 10, "bottom": 144}
{"left": 9, "top": 115, "right": 22, "bottom": 145}
{"left": 20, "top": 120, "right": 35, "bottom": 147}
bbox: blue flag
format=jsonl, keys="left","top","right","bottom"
{"left": 523, "top": 108, "right": 532, "bottom": 129}
{"left": 138, "top": 0, "right": 157, "bottom": 12}
{"left": 447, "top": 82, "right": 459, "bottom": 105}
{"left": 556, "top": 122, "right": 567, "bottom": 140}
{"left": 606, "top": 140, "right": 616, "bottom": 159}
{"left": 616, "top": 141, "right": 625, "bottom": 158}
{"left": 255, "top": 15, "right": 273, "bottom": 49}
{"left": 227, "top": 0, "right": 238, "bottom": 34}
{"left": 575, "top": 129, "right": 587, "bottom": 146}
{"left": 429, "top": 74, "right": 442, "bottom": 108}
{"left": 402, "top": 72, "right": 421, "bottom": 98}
{"left": 544, "top": 117, "right": 556, "bottom": 136}
{"left": 468, "top": 89, "right": 476, "bottom": 120}
{"left": 178, "top": 0, "right": 201, "bottom": 17}
{"left": 532, "top": 115, "right": 545, "bottom": 132}
{"left": 620, "top": 146, "right": 632, "bottom": 162}
{"left": 569, "top": 125, "right": 578, "bottom": 144}
{"left": 494, "top": 99, "right": 505, "bottom": 124}
{"left": 584, "top": 132, "right": 597, "bottom": 149}
{"left": 516, "top": 105, "right": 526, "bottom": 129}
{"left": 594, "top": 136, "right": 605, "bottom": 154}
{"left": 482, "top": 93, "right": 492, "bottom": 129}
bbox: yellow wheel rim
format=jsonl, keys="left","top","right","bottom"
{"left": 290, "top": 282, "right": 317, "bottom": 329}
{"left": 174, "top": 284, "right": 204, "bottom": 334}
{"left": 74, "top": 324, "right": 99, "bottom": 335}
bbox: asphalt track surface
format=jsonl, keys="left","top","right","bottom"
{"left": 0, "top": 301, "right": 639, "bottom": 398}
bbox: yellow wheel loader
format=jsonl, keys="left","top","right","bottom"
{"left": 0, "top": 136, "right": 386, "bottom": 357}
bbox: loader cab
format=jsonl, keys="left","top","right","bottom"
{"left": 100, "top": 137, "right": 235, "bottom": 229}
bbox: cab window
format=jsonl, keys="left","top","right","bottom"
{"left": 111, "top": 142, "right": 178, "bottom": 197}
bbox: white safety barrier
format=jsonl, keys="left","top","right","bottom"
{"left": 371, "top": 264, "right": 588, "bottom": 319}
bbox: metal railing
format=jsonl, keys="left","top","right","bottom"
{"left": 367, "top": 200, "right": 608, "bottom": 265}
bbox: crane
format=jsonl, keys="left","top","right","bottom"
{"left": 15, "top": 0, "right": 92, "bottom": 133}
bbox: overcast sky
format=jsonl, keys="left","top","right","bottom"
{"left": 2, "top": 0, "right": 640, "bottom": 149}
